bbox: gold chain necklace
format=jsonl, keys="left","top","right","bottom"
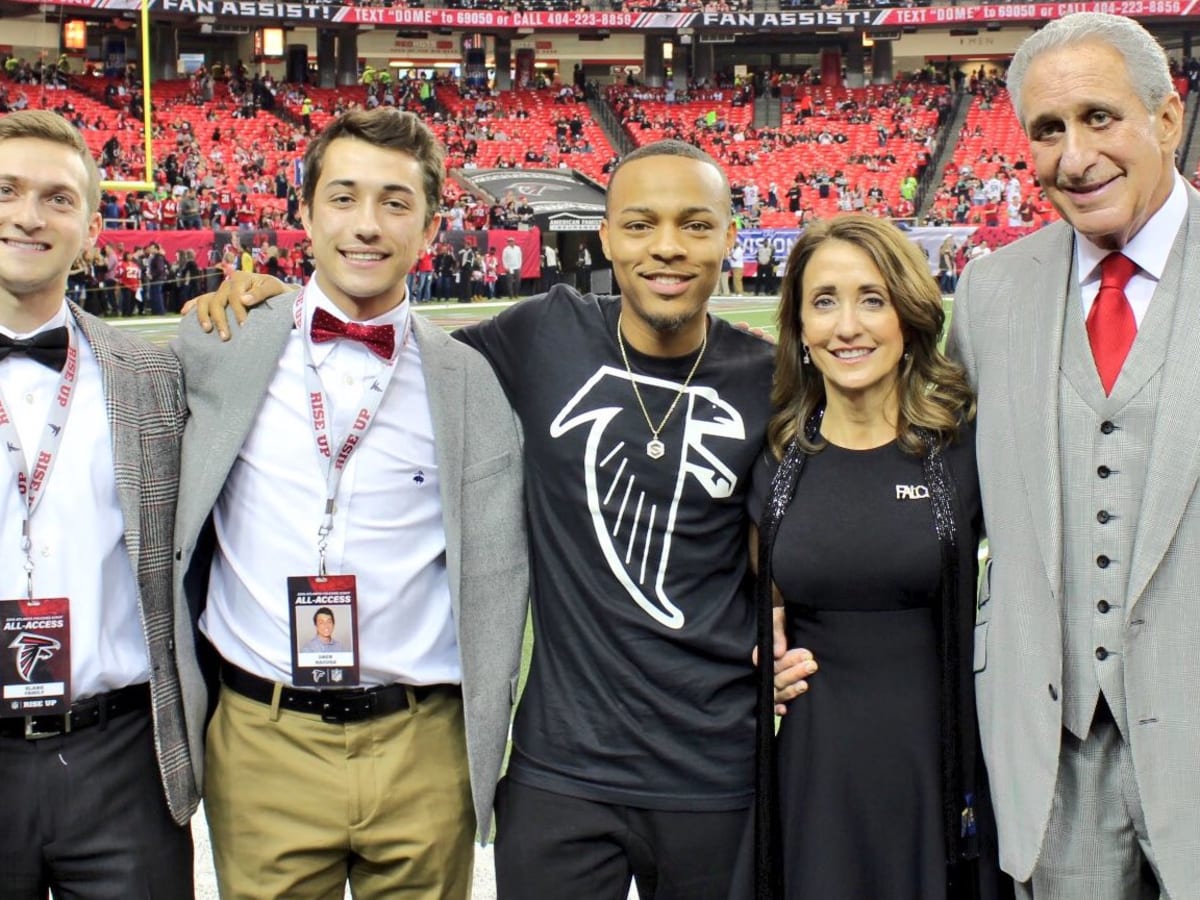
{"left": 616, "top": 311, "right": 709, "bottom": 460}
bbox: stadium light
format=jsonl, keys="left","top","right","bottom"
{"left": 100, "top": 0, "right": 153, "bottom": 193}
{"left": 63, "top": 20, "right": 87, "bottom": 52}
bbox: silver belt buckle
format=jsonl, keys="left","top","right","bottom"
{"left": 24, "top": 714, "right": 71, "bottom": 740}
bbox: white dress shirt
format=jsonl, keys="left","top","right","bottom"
{"left": 0, "top": 303, "right": 148, "bottom": 700}
{"left": 201, "top": 281, "right": 459, "bottom": 687}
{"left": 501, "top": 243, "right": 523, "bottom": 274}
{"left": 1076, "top": 172, "right": 1189, "bottom": 328}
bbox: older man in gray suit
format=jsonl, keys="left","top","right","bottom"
{"left": 950, "top": 14, "right": 1200, "bottom": 900}
{"left": 172, "top": 108, "right": 527, "bottom": 899}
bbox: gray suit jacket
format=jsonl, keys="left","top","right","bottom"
{"left": 69, "top": 303, "right": 198, "bottom": 825}
{"left": 948, "top": 193, "right": 1200, "bottom": 895}
{"left": 171, "top": 293, "right": 529, "bottom": 841}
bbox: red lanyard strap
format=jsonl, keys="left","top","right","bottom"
{"left": 294, "top": 291, "right": 408, "bottom": 574}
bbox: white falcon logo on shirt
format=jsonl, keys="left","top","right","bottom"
{"left": 550, "top": 365, "right": 745, "bottom": 630}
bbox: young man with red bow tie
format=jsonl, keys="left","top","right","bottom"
{"left": 172, "top": 108, "right": 528, "bottom": 899}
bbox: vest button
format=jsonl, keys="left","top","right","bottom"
{"left": 1097, "top": 555, "right": 1110, "bottom": 568}
{"left": 1096, "top": 647, "right": 1109, "bottom": 661}
{"left": 1101, "top": 420, "right": 1116, "bottom": 434}
{"left": 1097, "top": 510, "right": 1111, "bottom": 524}
{"left": 1097, "top": 600, "right": 1111, "bottom": 614}
{"left": 1097, "top": 465, "right": 1112, "bottom": 478}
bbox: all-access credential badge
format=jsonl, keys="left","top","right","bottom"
{"left": 288, "top": 575, "right": 359, "bottom": 687}
{"left": 0, "top": 597, "right": 70, "bottom": 717}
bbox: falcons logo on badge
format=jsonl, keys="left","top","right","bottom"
{"left": 550, "top": 365, "right": 745, "bottom": 630}
{"left": 9, "top": 632, "right": 61, "bottom": 683}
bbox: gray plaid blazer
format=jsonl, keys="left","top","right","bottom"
{"left": 71, "top": 302, "right": 199, "bottom": 826}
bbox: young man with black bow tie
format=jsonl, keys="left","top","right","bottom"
{"left": 172, "top": 108, "right": 528, "bottom": 899}
{"left": 0, "top": 111, "right": 197, "bottom": 898}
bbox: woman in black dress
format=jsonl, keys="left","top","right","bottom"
{"left": 750, "top": 216, "right": 1006, "bottom": 900}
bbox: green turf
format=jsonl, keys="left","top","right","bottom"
{"left": 110, "top": 295, "right": 788, "bottom": 346}
{"left": 113, "top": 294, "right": 955, "bottom": 348}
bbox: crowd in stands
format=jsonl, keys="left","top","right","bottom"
{"left": 611, "top": 69, "right": 950, "bottom": 226}
{"left": 71, "top": 235, "right": 317, "bottom": 317}
{"left": 923, "top": 68, "right": 1052, "bottom": 228}
{"left": 432, "top": 76, "right": 614, "bottom": 180}
{"left": 18, "top": 40, "right": 1200, "bottom": 307}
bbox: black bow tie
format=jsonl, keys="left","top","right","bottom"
{"left": 0, "top": 327, "right": 70, "bottom": 372}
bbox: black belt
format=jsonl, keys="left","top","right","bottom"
{"left": 221, "top": 663, "right": 458, "bottom": 724}
{"left": 0, "top": 682, "right": 151, "bottom": 741}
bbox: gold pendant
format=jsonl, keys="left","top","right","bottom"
{"left": 646, "top": 439, "right": 665, "bottom": 459}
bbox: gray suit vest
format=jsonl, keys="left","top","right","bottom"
{"left": 1057, "top": 246, "right": 1180, "bottom": 740}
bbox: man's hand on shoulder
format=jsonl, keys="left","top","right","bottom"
{"left": 181, "top": 271, "right": 288, "bottom": 340}
{"left": 752, "top": 607, "right": 819, "bottom": 715}
{"left": 732, "top": 321, "right": 777, "bottom": 344}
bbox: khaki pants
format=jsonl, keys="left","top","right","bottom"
{"left": 205, "top": 684, "right": 475, "bottom": 900}
{"left": 731, "top": 267, "right": 744, "bottom": 295}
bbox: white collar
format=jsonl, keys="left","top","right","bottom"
{"left": 0, "top": 302, "right": 70, "bottom": 340}
{"left": 1075, "top": 172, "right": 1188, "bottom": 284}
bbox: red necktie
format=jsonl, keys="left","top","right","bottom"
{"left": 310, "top": 307, "right": 396, "bottom": 361}
{"left": 1086, "top": 252, "right": 1138, "bottom": 396}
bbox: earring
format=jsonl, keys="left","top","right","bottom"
{"left": 802, "top": 344, "right": 811, "bottom": 365}
{"left": 903, "top": 350, "right": 912, "bottom": 362}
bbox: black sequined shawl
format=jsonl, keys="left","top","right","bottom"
{"left": 753, "top": 418, "right": 984, "bottom": 900}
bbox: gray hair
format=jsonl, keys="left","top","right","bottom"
{"left": 1008, "top": 13, "right": 1174, "bottom": 129}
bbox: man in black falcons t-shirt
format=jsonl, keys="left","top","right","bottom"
{"left": 196, "top": 140, "right": 816, "bottom": 900}
{"left": 454, "top": 142, "right": 815, "bottom": 900}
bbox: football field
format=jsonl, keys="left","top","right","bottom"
{"left": 113, "top": 292, "right": 956, "bottom": 349}
{"left": 107, "top": 294, "right": 786, "bottom": 346}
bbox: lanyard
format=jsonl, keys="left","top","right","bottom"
{"left": 0, "top": 318, "right": 80, "bottom": 599}
{"left": 294, "top": 291, "right": 407, "bottom": 574}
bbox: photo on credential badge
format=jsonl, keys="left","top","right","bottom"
{"left": 288, "top": 575, "right": 359, "bottom": 688}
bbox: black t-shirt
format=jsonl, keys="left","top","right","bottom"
{"left": 456, "top": 286, "right": 774, "bottom": 810}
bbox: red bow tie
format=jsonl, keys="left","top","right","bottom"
{"left": 310, "top": 307, "right": 396, "bottom": 360}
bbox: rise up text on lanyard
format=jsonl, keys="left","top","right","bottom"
{"left": 288, "top": 291, "right": 408, "bottom": 688}
{"left": 0, "top": 320, "right": 78, "bottom": 716}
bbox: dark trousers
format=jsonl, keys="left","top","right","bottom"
{"left": 434, "top": 273, "right": 455, "bottom": 300}
{"left": 146, "top": 281, "right": 165, "bottom": 315}
{"left": 755, "top": 267, "right": 776, "bottom": 294}
{"left": 81, "top": 283, "right": 106, "bottom": 317}
{"left": 0, "top": 708, "right": 193, "bottom": 900}
{"left": 494, "top": 778, "right": 749, "bottom": 900}
{"left": 99, "top": 281, "right": 119, "bottom": 316}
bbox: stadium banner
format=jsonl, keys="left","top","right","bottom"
{"left": 734, "top": 229, "right": 799, "bottom": 279}
{"left": 18, "top": 0, "right": 1198, "bottom": 27}
{"left": 97, "top": 228, "right": 306, "bottom": 264}
{"left": 458, "top": 168, "right": 606, "bottom": 233}
{"left": 735, "top": 226, "right": 984, "bottom": 277}
{"left": 96, "top": 227, "right": 542, "bottom": 278}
